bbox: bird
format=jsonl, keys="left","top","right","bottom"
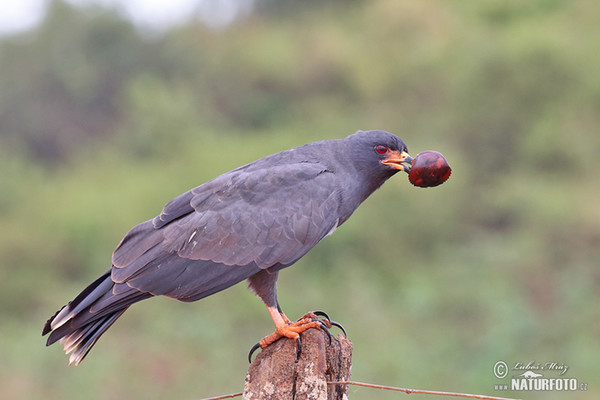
{"left": 42, "top": 129, "right": 414, "bottom": 365}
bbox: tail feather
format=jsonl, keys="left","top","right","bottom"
{"left": 43, "top": 269, "right": 150, "bottom": 365}
{"left": 61, "top": 308, "right": 127, "bottom": 366}
{"left": 44, "top": 271, "right": 115, "bottom": 333}
{"left": 42, "top": 270, "right": 113, "bottom": 335}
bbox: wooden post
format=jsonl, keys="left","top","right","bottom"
{"left": 243, "top": 329, "right": 353, "bottom": 400}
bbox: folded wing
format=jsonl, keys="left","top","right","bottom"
{"left": 111, "top": 161, "right": 342, "bottom": 302}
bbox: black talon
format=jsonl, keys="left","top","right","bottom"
{"left": 312, "top": 310, "right": 347, "bottom": 337}
{"left": 248, "top": 342, "right": 261, "bottom": 363}
{"left": 318, "top": 320, "right": 333, "bottom": 345}
{"left": 294, "top": 336, "right": 302, "bottom": 362}
{"left": 312, "top": 310, "right": 331, "bottom": 321}
{"left": 329, "top": 320, "right": 347, "bottom": 337}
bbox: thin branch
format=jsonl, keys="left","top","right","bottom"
{"left": 197, "top": 392, "right": 243, "bottom": 400}
{"left": 198, "top": 381, "right": 521, "bottom": 400}
{"left": 327, "top": 381, "right": 520, "bottom": 400}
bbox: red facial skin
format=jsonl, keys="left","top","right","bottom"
{"left": 408, "top": 151, "right": 451, "bottom": 188}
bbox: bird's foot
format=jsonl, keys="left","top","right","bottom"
{"left": 311, "top": 310, "right": 347, "bottom": 337}
{"left": 248, "top": 311, "right": 346, "bottom": 363}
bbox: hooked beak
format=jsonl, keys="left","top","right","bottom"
{"left": 381, "top": 150, "right": 414, "bottom": 173}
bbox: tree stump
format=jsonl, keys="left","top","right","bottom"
{"left": 243, "top": 329, "right": 353, "bottom": 400}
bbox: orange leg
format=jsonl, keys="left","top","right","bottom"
{"left": 258, "top": 306, "right": 325, "bottom": 348}
{"left": 279, "top": 310, "right": 292, "bottom": 325}
{"left": 248, "top": 308, "right": 347, "bottom": 362}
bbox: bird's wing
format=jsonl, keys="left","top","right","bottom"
{"left": 110, "top": 162, "right": 341, "bottom": 301}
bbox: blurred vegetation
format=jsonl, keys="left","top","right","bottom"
{"left": 1, "top": 0, "right": 599, "bottom": 399}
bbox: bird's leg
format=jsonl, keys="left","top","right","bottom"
{"left": 247, "top": 270, "right": 336, "bottom": 362}
{"left": 277, "top": 303, "right": 292, "bottom": 324}
{"left": 258, "top": 305, "right": 325, "bottom": 349}
{"left": 248, "top": 305, "right": 338, "bottom": 363}
{"left": 284, "top": 309, "right": 347, "bottom": 338}
{"left": 277, "top": 302, "right": 341, "bottom": 338}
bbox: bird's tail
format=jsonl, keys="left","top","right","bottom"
{"left": 42, "top": 270, "right": 150, "bottom": 365}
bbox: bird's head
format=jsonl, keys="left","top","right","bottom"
{"left": 346, "top": 130, "right": 413, "bottom": 176}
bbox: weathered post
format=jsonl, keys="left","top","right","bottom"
{"left": 243, "top": 329, "right": 353, "bottom": 400}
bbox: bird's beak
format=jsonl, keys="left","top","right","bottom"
{"left": 381, "top": 150, "right": 414, "bottom": 173}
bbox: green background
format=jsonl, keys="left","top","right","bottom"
{"left": 1, "top": 1, "right": 598, "bottom": 399}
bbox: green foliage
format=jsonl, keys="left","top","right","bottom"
{"left": 1, "top": 1, "right": 599, "bottom": 399}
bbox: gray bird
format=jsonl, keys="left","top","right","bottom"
{"left": 43, "top": 130, "right": 413, "bottom": 365}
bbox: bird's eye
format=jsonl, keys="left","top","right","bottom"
{"left": 375, "top": 145, "right": 388, "bottom": 154}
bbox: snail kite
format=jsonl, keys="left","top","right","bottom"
{"left": 43, "top": 130, "right": 414, "bottom": 365}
